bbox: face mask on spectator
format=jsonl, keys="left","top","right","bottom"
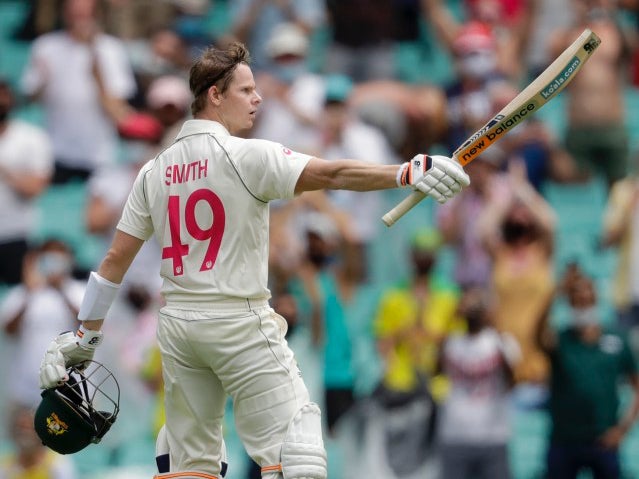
{"left": 571, "top": 306, "right": 599, "bottom": 327}
{"left": 38, "top": 252, "right": 72, "bottom": 277}
{"left": 458, "top": 50, "right": 497, "bottom": 80}
{"left": 273, "top": 62, "right": 307, "bottom": 84}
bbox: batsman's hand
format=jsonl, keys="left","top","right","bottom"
{"left": 398, "top": 154, "right": 470, "bottom": 203}
{"left": 39, "top": 328, "right": 103, "bottom": 389}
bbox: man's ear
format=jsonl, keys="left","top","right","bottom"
{"left": 208, "top": 85, "right": 222, "bottom": 106}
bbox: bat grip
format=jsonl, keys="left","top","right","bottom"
{"left": 381, "top": 190, "right": 427, "bottom": 227}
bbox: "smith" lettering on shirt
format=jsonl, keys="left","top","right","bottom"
{"left": 165, "top": 159, "right": 209, "bottom": 185}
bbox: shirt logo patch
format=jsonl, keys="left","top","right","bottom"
{"left": 599, "top": 335, "right": 622, "bottom": 354}
{"left": 282, "top": 147, "right": 292, "bottom": 155}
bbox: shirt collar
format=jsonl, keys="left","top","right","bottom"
{"left": 175, "top": 119, "right": 230, "bottom": 141}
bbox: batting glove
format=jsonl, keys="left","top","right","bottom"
{"left": 397, "top": 154, "right": 470, "bottom": 203}
{"left": 39, "top": 327, "right": 103, "bottom": 389}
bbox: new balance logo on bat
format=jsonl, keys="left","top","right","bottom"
{"left": 459, "top": 102, "right": 537, "bottom": 163}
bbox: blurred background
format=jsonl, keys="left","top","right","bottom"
{"left": 2, "top": 0, "right": 639, "bottom": 478}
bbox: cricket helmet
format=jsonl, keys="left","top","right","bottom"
{"left": 34, "top": 361, "right": 120, "bottom": 454}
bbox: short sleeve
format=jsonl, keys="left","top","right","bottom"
{"left": 234, "top": 139, "right": 312, "bottom": 201}
{"left": 116, "top": 164, "right": 154, "bottom": 240}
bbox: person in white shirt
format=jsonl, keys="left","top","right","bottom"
{"left": 1, "top": 239, "right": 84, "bottom": 408}
{"left": 38, "top": 41, "right": 470, "bottom": 479}
{"left": 0, "top": 80, "right": 53, "bottom": 285}
{"left": 437, "top": 285, "right": 521, "bottom": 479}
{"left": 20, "top": 0, "right": 136, "bottom": 184}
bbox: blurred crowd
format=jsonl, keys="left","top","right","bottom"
{"left": 2, "top": 0, "right": 639, "bottom": 478}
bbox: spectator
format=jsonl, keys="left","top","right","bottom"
{"left": 436, "top": 21, "right": 508, "bottom": 154}
{"left": 249, "top": 22, "right": 324, "bottom": 154}
{"left": 0, "top": 79, "right": 53, "bottom": 286}
{"left": 422, "top": 0, "right": 537, "bottom": 82}
{"left": 126, "top": 26, "right": 193, "bottom": 102}
{"left": 600, "top": 160, "right": 639, "bottom": 335}
{"left": 478, "top": 161, "right": 556, "bottom": 403}
{"left": 436, "top": 285, "right": 520, "bottom": 479}
{"left": 536, "top": 267, "right": 639, "bottom": 479}
{"left": 0, "top": 239, "right": 83, "bottom": 408}
{"left": 373, "top": 227, "right": 463, "bottom": 400}
{"left": 229, "top": 0, "right": 325, "bottom": 75}
{"left": 145, "top": 74, "right": 192, "bottom": 148}
{"left": 291, "top": 202, "right": 359, "bottom": 429}
{"left": 548, "top": 0, "right": 634, "bottom": 188}
{"left": 20, "top": 0, "right": 137, "bottom": 184}
{"left": 0, "top": 404, "right": 76, "bottom": 479}
{"left": 436, "top": 154, "right": 510, "bottom": 289}
{"left": 318, "top": 73, "right": 399, "bottom": 279}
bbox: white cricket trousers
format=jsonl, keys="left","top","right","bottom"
{"left": 157, "top": 300, "right": 311, "bottom": 479}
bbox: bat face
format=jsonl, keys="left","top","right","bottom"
{"left": 453, "top": 30, "right": 602, "bottom": 167}
{"left": 382, "top": 28, "right": 601, "bottom": 227}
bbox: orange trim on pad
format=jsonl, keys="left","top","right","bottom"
{"left": 261, "top": 464, "right": 283, "bottom": 473}
{"left": 154, "top": 472, "right": 218, "bottom": 479}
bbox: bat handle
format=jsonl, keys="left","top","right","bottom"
{"left": 381, "top": 190, "right": 427, "bottom": 227}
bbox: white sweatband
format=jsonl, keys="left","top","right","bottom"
{"left": 77, "top": 325, "right": 104, "bottom": 349}
{"left": 77, "top": 271, "right": 121, "bottom": 321}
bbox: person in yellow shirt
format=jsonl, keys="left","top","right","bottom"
{"left": 373, "top": 227, "right": 464, "bottom": 400}
{"left": 0, "top": 405, "right": 76, "bottom": 479}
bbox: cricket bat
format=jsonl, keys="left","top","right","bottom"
{"left": 381, "top": 28, "right": 601, "bottom": 227}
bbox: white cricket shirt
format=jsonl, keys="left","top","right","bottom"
{"left": 117, "top": 120, "right": 311, "bottom": 306}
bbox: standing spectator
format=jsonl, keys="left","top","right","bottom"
{"left": 435, "top": 21, "right": 507, "bottom": 154}
{"left": 0, "top": 405, "right": 76, "bottom": 479}
{"left": 536, "top": 268, "right": 639, "bottom": 479}
{"left": 373, "top": 227, "right": 463, "bottom": 399}
{"left": 437, "top": 154, "right": 511, "bottom": 289}
{"left": 20, "top": 0, "right": 137, "bottom": 184}
{"left": 477, "top": 162, "right": 556, "bottom": 409}
{"left": 548, "top": 0, "right": 634, "bottom": 188}
{"left": 422, "top": 0, "right": 537, "bottom": 82}
{"left": 601, "top": 163, "right": 639, "bottom": 333}
{"left": 318, "top": 74, "right": 399, "bottom": 279}
{"left": 0, "top": 239, "right": 83, "bottom": 408}
{"left": 436, "top": 285, "right": 520, "bottom": 479}
{"left": 145, "top": 75, "right": 193, "bottom": 148}
{"left": 248, "top": 22, "right": 324, "bottom": 154}
{"left": 0, "top": 79, "right": 53, "bottom": 286}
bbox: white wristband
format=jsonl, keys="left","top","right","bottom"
{"left": 77, "top": 325, "right": 103, "bottom": 350}
{"left": 78, "top": 272, "right": 120, "bottom": 321}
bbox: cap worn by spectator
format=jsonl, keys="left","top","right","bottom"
{"left": 324, "top": 74, "right": 354, "bottom": 104}
{"left": 411, "top": 227, "right": 443, "bottom": 253}
{"left": 146, "top": 75, "right": 192, "bottom": 111}
{"left": 266, "top": 23, "right": 309, "bottom": 59}
{"left": 303, "top": 211, "right": 340, "bottom": 245}
{"left": 453, "top": 21, "right": 496, "bottom": 55}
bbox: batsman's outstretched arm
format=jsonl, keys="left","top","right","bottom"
{"left": 295, "top": 154, "right": 469, "bottom": 203}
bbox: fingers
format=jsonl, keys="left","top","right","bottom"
{"left": 412, "top": 155, "right": 470, "bottom": 202}
{"left": 39, "top": 348, "right": 68, "bottom": 389}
